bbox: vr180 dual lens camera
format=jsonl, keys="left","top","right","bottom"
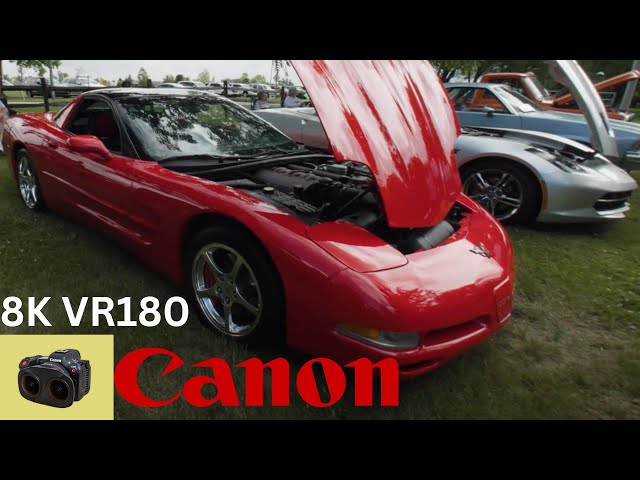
{"left": 18, "top": 349, "right": 91, "bottom": 408}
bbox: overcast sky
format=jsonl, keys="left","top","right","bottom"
{"left": 2, "top": 60, "right": 299, "bottom": 83}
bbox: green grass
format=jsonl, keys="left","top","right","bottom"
{"left": 1, "top": 150, "right": 639, "bottom": 420}
{"left": 631, "top": 108, "right": 640, "bottom": 123}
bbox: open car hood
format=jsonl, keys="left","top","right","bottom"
{"left": 548, "top": 60, "right": 620, "bottom": 161}
{"left": 291, "top": 60, "right": 461, "bottom": 228}
{"left": 554, "top": 70, "right": 640, "bottom": 111}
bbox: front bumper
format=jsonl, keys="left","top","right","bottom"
{"left": 536, "top": 164, "right": 638, "bottom": 223}
{"left": 287, "top": 200, "right": 515, "bottom": 380}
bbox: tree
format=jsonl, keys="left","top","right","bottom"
{"left": 175, "top": 74, "right": 189, "bottom": 82}
{"left": 429, "top": 60, "right": 484, "bottom": 82}
{"left": 162, "top": 74, "right": 176, "bottom": 83}
{"left": 239, "top": 72, "right": 250, "bottom": 83}
{"left": 1, "top": 59, "right": 61, "bottom": 95}
{"left": 197, "top": 69, "right": 211, "bottom": 84}
{"left": 250, "top": 74, "right": 267, "bottom": 84}
{"left": 137, "top": 67, "right": 149, "bottom": 87}
{"left": 273, "top": 60, "right": 290, "bottom": 85}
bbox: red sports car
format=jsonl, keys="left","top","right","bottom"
{"left": 2, "top": 60, "right": 514, "bottom": 378}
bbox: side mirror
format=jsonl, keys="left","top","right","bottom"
{"left": 469, "top": 106, "right": 496, "bottom": 117}
{"left": 481, "top": 106, "right": 495, "bottom": 117}
{"left": 68, "top": 135, "right": 111, "bottom": 161}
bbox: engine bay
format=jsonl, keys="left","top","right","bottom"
{"left": 183, "top": 157, "right": 467, "bottom": 254}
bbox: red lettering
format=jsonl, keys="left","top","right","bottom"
{"left": 114, "top": 347, "right": 183, "bottom": 408}
{"left": 296, "top": 358, "right": 346, "bottom": 407}
{"left": 114, "top": 349, "right": 399, "bottom": 408}
{"left": 238, "top": 358, "right": 290, "bottom": 406}
{"left": 346, "top": 358, "right": 399, "bottom": 406}
{"left": 183, "top": 358, "right": 240, "bottom": 407}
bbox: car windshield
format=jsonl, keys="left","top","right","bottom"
{"left": 523, "top": 76, "right": 551, "bottom": 101}
{"left": 495, "top": 86, "right": 541, "bottom": 113}
{"left": 115, "top": 94, "right": 300, "bottom": 161}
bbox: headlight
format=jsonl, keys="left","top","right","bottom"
{"left": 336, "top": 323, "right": 420, "bottom": 350}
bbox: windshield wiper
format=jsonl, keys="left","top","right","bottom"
{"left": 186, "top": 153, "right": 335, "bottom": 176}
{"left": 157, "top": 153, "right": 255, "bottom": 165}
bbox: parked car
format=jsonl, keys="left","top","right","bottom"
{"left": 22, "top": 77, "right": 63, "bottom": 98}
{"left": 205, "top": 82, "right": 224, "bottom": 95}
{"left": 445, "top": 82, "right": 640, "bottom": 171}
{"left": 63, "top": 77, "right": 105, "bottom": 88}
{"left": 250, "top": 83, "right": 277, "bottom": 97}
{"left": 2, "top": 60, "right": 515, "bottom": 378}
{"left": 255, "top": 108, "right": 637, "bottom": 223}
{"left": 481, "top": 70, "right": 640, "bottom": 121}
{"left": 229, "top": 83, "right": 255, "bottom": 96}
{"left": 178, "top": 80, "right": 207, "bottom": 88}
{"left": 157, "top": 83, "right": 187, "bottom": 88}
{"left": 2, "top": 79, "right": 13, "bottom": 86}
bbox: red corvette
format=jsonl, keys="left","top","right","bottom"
{"left": 2, "top": 60, "right": 514, "bottom": 378}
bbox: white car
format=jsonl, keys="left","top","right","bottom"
{"left": 250, "top": 83, "right": 277, "bottom": 97}
{"left": 228, "top": 83, "right": 256, "bottom": 97}
{"left": 205, "top": 82, "right": 224, "bottom": 95}
{"left": 63, "top": 77, "right": 105, "bottom": 88}
{"left": 178, "top": 80, "right": 207, "bottom": 88}
{"left": 157, "top": 83, "right": 187, "bottom": 88}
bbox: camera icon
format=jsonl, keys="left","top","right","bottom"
{"left": 18, "top": 349, "right": 91, "bottom": 408}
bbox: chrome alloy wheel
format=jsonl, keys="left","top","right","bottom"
{"left": 192, "top": 243, "right": 263, "bottom": 337}
{"left": 463, "top": 169, "right": 524, "bottom": 221}
{"left": 18, "top": 156, "right": 39, "bottom": 209}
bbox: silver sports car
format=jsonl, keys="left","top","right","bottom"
{"left": 254, "top": 107, "right": 638, "bottom": 223}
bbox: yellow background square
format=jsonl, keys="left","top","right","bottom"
{"left": 0, "top": 335, "right": 114, "bottom": 420}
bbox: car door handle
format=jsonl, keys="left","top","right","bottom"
{"left": 44, "top": 139, "right": 58, "bottom": 149}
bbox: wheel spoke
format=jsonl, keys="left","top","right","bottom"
{"left": 229, "top": 255, "right": 243, "bottom": 281}
{"left": 222, "top": 304, "right": 232, "bottom": 331}
{"left": 495, "top": 173, "right": 510, "bottom": 188}
{"left": 497, "top": 195, "right": 521, "bottom": 208}
{"left": 234, "top": 290, "right": 259, "bottom": 316}
{"left": 195, "top": 285, "right": 217, "bottom": 298}
{"left": 204, "top": 251, "right": 226, "bottom": 277}
{"left": 472, "top": 172, "right": 489, "bottom": 190}
{"left": 488, "top": 198, "right": 497, "bottom": 215}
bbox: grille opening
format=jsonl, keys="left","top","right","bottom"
{"left": 399, "top": 358, "right": 442, "bottom": 374}
{"left": 594, "top": 191, "right": 632, "bottom": 212}
{"left": 423, "top": 317, "right": 489, "bottom": 348}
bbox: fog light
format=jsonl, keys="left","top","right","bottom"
{"left": 336, "top": 323, "right": 420, "bottom": 350}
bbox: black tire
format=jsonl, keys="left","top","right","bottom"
{"left": 28, "top": 90, "right": 34, "bottom": 97}
{"left": 460, "top": 158, "right": 540, "bottom": 224}
{"left": 16, "top": 149, "right": 46, "bottom": 211}
{"left": 184, "top": 225, "right": 285, "bottom": 345}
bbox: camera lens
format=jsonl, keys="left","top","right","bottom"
{"left": 48, "top": 380, "right": 70, "bottom": 402}
{"left": 21, "top": 375, "right": 40, "bottom": 396}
